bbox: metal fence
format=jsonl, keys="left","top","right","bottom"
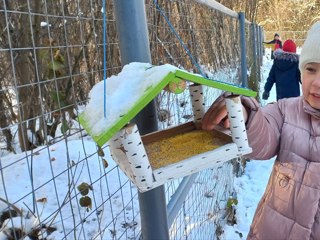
{"left": 0, "top": 0, "right": 263, "bottom": 239}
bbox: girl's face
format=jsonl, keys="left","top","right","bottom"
{"left": 302, "top": 62, "right": 320, "bottom": 109}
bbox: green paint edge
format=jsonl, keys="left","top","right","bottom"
{"left": 175, "top": 70, "right": 257, "bottom": 97}
{"left": 79, "top": 72, "right": 176, "bottom": 146}
{"left": 79, "top": 68, "right": 257, "bottom": 147}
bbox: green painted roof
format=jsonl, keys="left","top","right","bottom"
{"left": 79, "top": 67, "right": 257, "bottom": 147}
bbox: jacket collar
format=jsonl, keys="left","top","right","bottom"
{"left": 303, "top": 99, "right": 320, "bottom": 119}
{"left": 274, "top": 49, "right": 299, "bottom": 62}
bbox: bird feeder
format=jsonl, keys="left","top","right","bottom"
{"left": 79, "top": 63, "right": 257, "bottom": 192}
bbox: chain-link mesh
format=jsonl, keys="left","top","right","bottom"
{"left": 0, "top": 0, "right": 262, "bottom": 239}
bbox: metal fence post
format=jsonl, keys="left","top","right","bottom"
{"left": 254, "top": 23, "right": 262, "bottom": 83}
{"left": 238, "top": 12, "right": 248, "bottom": 88}
{"left": 259, "top": 26, "right": 264, "bottom": 66}
{"left": 251, "top": 23, "right": 257, "bottom": 83}
{"left": 113, "top": 1, "right": 170, "bottom": 239}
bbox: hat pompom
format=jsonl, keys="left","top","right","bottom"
{"left": 283, "top": 39, "right": 297, "bottom": 53}
{"left": 299, "top": 21, "right": 320, "bottom": 71}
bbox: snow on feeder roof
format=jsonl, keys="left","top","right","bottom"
{"left": 79, "top": 62, "right": 256, "bottom": 147}
{"left": 79, "top": 62, "right": 257, "bottom": 192}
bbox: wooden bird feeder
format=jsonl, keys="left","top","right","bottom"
{"left": 79, "top": 63, "right": 257, "bottom": 192}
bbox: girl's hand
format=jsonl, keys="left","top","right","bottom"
{"left": 202, "top": 95, "right": 248, "bottom": 130}
{"left": 202, "top": 96, "right": 228, "bottom": 130}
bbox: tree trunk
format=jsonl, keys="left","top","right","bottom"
{"left": 15, "top": 6, "right": 33, "bottom": 151}
{"left": 0, "top": 86, "right": 14, "bottom": 152}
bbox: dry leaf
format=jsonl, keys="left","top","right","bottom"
{"left": 102, "top": 159, "right": 108, "bottom": 168}
{"left": 97, "top": 146, "right": 105, "bottom": 157}
{"left": 77, "top": 182, "right": 92, "bottom": 196}
{"left": 79, "top": 196, "right": 92, "bottom": 209}
{"left": 36, "top": 197, "right": 47, "bottom": 203}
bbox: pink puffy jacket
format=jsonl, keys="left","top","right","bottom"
{"left": 241, "top": 96, "right": 320, "bottom": 240}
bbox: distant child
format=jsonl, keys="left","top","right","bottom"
{"left": 264, "top": 33, "right": 283, "bottom": 59}
{"left": 262, "top": 39, "right": 301, "bottom": 100}
{"left": 202, "top": 21, "right": 320, "bottom": 239}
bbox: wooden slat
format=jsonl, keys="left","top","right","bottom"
{"left": 141, "top": 121, "right": 232, "bottom": 144}
{"left": 141, "top": 122, "right": 196, "bottom": 144}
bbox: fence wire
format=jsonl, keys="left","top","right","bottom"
{"left": 0, "top": 0, "right": 262, "bottom": 239}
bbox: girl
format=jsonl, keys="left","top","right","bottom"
{"left": 202, "top": 21, "right": 320, "bottom": 239}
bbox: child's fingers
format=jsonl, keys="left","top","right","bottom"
{"left": 223, "top": 118, "right": 230, "bottom": 128}
{"left": 202, "top": 101, "right": 221, "bottom": 130}
{"left": 202, "top": 101, "right": 228, "bottom": 130}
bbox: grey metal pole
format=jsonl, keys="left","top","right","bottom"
{"left": 167, "top": 173, "right": 198, "bottom": 227}
{"left": 258, "top": 24, "right": 263, "bottom": 81}
{"left": 239, "top": 12, "right": 248, "bottom": 88}
{"left": 113, "top": 1, "right": 169, "bottom": 239}
{"left": 255, "top": 24, "right": 261, "bottom": 83}
{"left": 259, "top": 26, "right": 264, "bottom": 66}
{"left": 251, "top": 23, "right": 257, "bottom": 82}
{"left": 262, "top": 27, "right": 265, "bottom": 65}
{"left": 256, "top": 24, "right": 260, "bottom": 67}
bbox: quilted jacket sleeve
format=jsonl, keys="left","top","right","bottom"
{"left": 241, "top": 96, "right": 284, "bottom": 160}
{"left": 263, "top": 39, "right": 276, "bottom": 44}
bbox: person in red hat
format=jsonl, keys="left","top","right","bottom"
{"left": 263, "top": 33, "right": 283, "bottom": 59}
{"left": 262, "top": 39, "right": 301, "bottom": 100}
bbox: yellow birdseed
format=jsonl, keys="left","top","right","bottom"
{"left": 144, "top": 130, "right": 230, "bottom": 169}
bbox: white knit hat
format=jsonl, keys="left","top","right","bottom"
{"left": 299, "top": 21, "right": 320, "bottom": 71}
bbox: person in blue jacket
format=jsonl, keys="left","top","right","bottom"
{"left": 262, "top": 39, "right": 301, "bottom": 100}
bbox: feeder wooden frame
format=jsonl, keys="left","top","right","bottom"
{"left": 80, "top": 65, "right": 257, "bottom": 192}
{"left": 108, "top": 91, "right": 252, "bottom": 192}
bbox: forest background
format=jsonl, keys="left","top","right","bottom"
{"left": 217, "top": 0, "right": 320, "bottom": 33}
